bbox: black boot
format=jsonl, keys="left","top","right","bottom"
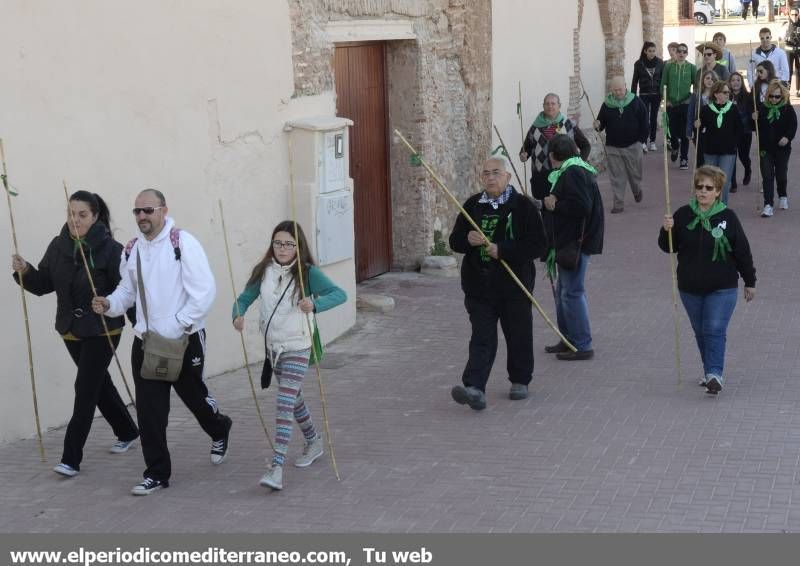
{"left": 730, "top": 179, "right": 738, "bottom": 193}
{"left": 743, "top": 168, "right": 751, "bottom": 185}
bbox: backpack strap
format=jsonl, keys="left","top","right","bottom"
{"left": 123, "top": 229, "right": 181, "bottom": 261}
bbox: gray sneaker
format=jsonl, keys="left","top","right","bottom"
{"left": 259, "top": 465, "right": 283, "bottom": 490}
{"left": 451, "top": 385, "right": 486, "bottom": 410}
{"left": 294, "top": 435, "right": 324, "bottom": 468}
{"left": 509, "top": 383, "right": 528, "bottom": 400}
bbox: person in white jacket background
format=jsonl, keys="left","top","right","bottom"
{"left": 748, "top": 27, "right": 790, "bottom": 86}
{"left": 92, "top": 189, "right": 232, "bottom": 496}
{"left": 232, "top": 220, "right": 346, "bottom": 491}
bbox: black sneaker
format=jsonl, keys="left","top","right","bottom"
{"left": 556, "top": 349, "right": 595, "bottom": 361}
{"left": 705, "top": 375, "right": 722, "bottom": 395}
{"left": 670, "top": 148, "right": 679, "bottom": 162}
{"left": 210, "top": 415, "right": 232, "bottom": 465}
{"left": 545, "top": 342, "right": 570, "bottom": 354}
{"left": 451, "top": 385, "right": 486, "bottom": 411}
{"left": 131, "top": 477, "right": 168, "bottom": 496}
{"left": 730, "top": 182, "right": 738, "bottom": 193}
{"left": 742, "top": 170, "right": 751, "bottom": 185}
{"left": 679, "top": 159, "right": 689, "bottom": 170}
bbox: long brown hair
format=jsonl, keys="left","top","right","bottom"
{"left": 246, "top": 220, "right": 316, "bottom": 302}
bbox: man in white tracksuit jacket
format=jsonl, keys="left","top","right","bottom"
{"left": 748, "top": 28, "right": 791, "bottom": 85}
{"left": 93, "top": 189, "right": 232, "bottom": 496}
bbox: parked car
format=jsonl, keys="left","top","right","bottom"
{"left": 695, "top": 0, "right": 715, "bottom": 24}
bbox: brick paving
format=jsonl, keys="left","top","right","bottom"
{"left": 3, "top": 105, "right": 800, "bottom": 533}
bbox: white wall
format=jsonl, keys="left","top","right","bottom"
{"left": 580, "top": 1, "right": 607, "bottom": 131}
{"left": 625, "top": 0, "right": 645, "bottom": 87}
{"left": 0, "top": 0, "right": 352, "bottom": 443}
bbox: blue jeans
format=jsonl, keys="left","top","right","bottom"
{"left": 679, "top": 288, "right": 737, "bottom": 381}
{"left": 556, "top": 253, "right": 592, "bottom": 351}
{"left": 703, "top": 153, "right": 736, "bottom": 204}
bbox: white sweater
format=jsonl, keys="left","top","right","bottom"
{"left": 106, "top": 217, "right": 216, "bottom": 339}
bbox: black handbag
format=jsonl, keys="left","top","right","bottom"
{"left": 260, "top": 283, "right": 291, "bottom": 389}
{"left": 555, "top": 218, "right": 586, "bottom": 271}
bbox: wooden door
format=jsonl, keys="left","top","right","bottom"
{"left": 334, "top": 42, "right": 392, "bottom": 281}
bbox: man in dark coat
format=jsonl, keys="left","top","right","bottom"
{"left": 449, "top": 156, "right": 547, "bottom": 410}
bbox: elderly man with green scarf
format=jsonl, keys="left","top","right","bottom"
{"left": 593, "top": 76, "right": 649, "bottom": 214}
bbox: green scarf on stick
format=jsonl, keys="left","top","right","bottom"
{"left": 686, "top": 198, "right": 732, "bottom": 262}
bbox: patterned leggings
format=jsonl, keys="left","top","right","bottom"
{"left": 272, "top": 348, "right": 317, "bottom": 467}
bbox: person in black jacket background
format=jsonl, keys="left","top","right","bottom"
{"left": 11, "top": 191, "right": 138, "bottom": 477}
{"left": 786, "top": 7, "right": 800, "bottom": 97}
{"left": 660, "top": 165, "right": 756, "bottom": 395}
{"left": 754, "top": 79, "right": 797, "bottom": 216}
{"left": 449, "top": 156, "right": 547, "bottom": 410}
{"left": 594, "top": 76, "right": 649, "bottom": 213}
{"left": 542, "top": 135, "right": 604, "bottom": 361}
{"left": 631, "top": 41, "right": 664, "bottom": 152}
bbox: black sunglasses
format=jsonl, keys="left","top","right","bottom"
{"left": 695, "top": 184, "right": 716, "bottom": 192}
{"left": 768, "top": 94, "right": 783, "bottom": 100}
{"left": 132, "top": 206, "right": 164, "bottom": 216}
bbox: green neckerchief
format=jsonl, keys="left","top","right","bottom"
{"left": 71, "top": 235, "right": 95, "bottom": 269}
{"left": 604, "top": 91, "right": 635, "bottom": 114}
{"left": 686, "top": 198, "right": 731, "bottom": 262}
{"left": 707, "top": 101, "right": 733, "bottom": 128}
{"left": 546, "top": 156, "right": 597, "bottom": 190}
{"left": 532, "top": 111, "right": 566, "bottom": 128}
{"left": 763, "top": 98, "right": 787, "bottom": 123}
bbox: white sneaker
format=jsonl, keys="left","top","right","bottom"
{"left": 779, "top": 197, "right": 789, "bottom": 210}
{"left": 110, "top": 438, "right": 137, "bottom": 454}
{"left": 259, "top": 465, "right": 283, "bottom": 490}
{"left": 53, "top": 463, "right": 78, "bottom": 477}
{"left": 294, "top": 435, "right": 324, "bottom": 468}
{"left": 649, "top": 141, "right": 657, "bottom": 151}
{"left": 642, "top": 143, "right": 649, "bottom": 153}
{"left": 761, "top": 204, "right": 774, "bottom": 217}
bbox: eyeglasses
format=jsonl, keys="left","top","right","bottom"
{"left": 695, "top": 184, "right": 717, "bottom": 192}
{"left": 768, "top": 94, "right": 783, "bottom": 100}
{"left": 272, "top": 240, "right": 297, "bottom": 250}
{"left": 132, "top": 206, "right": 164, "bottom": 216}
{"left": 677, "top": 49, "right": 688, "bottom": 54}
{"left": 481, "top": 169, "right": 505, "bottom": 178}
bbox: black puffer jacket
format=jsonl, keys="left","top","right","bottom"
{"left": 631, "top": 57, "right": 665, "bottom": 96}
{"left": 13, "top": 222, "right": 125, "bottom": 338}
{"left": 785, "top": 20, "right": 800, "bottom": 49}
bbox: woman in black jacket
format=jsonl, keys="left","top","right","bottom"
{"left": 11, "top": 191, "right": 138, "bottom": 477}
{"left": 631, "top": 41, "right": 664, "bottom": 152}
{"left": 659, "top": 165, "right": 756, "bottom": 395}
{"left": 754, "top": 80, "right": 798, "bottom": 216}
{"left": 727, "top": 72, "right": 753, "bottom": 191}
{"left": 693, "top": 80, "right": 742, "bottom": 204}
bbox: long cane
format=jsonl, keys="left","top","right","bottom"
{"left": 492, "top": 124, "right": 527, "bottom": 196}
{"left": 1, "top": 140, "right": 45, "bottom": 461}
{"left": 62, "top": 182, "right": 135, "bottom": 407}
{"left": 218, "top": 199, "right": 275, "bottom": 452}
{"left": 750, "top": 41, "right": 765, "bottom": 212}
{"left": 661, "top": 88, "right": 683, "bottom": 389}
{"left": 692, "top": 36, "right": 708, "bottom": 187}
{"left": 286, "top": 131, "right": 340, "bottom": 481}
{"left": 518, "top": 82, "right": 528, "bottom": 192}
{"left": 394, "top": 130, "right": 577, "bottom": 352}
{"left": 579, "top": 77, "right": 608, "bottom": 161}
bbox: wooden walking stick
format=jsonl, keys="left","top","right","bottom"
{"left": 661, "top": 89, "right": 683, "bottom": 389}
{"left": 286, "top": 132, "right": 340, "bottom": 481}
{"left": 492, "top": 124, "right": 528, "bottom": 196}
{"left": 1, "top": 139, "right": 46, "bottom": 461}
{"left": 692, "top": 35, "right": 709, "bottom": 186}
{"left": 218, "top": 199, "right": 275, "bottom": 451}
{"left": 578, "top": 77, "right": 608, "bottom": 161}
{"left": 62, "top": 181, "right": 135, "bottom": 407}
{"left": 518, "top": 82, "right": 528, "bottom": 192}
{"left": 394, "top": 129, "right": 577, "bottom": 352}
{"left": 750, "top": 41, "right": 765, "bottom": 212}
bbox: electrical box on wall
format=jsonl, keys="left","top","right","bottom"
{"left": 322, "top": 131, "right": 347, "bottom": 194}
{"left": 316, "top": 190, "right": 354, "bottom": 265}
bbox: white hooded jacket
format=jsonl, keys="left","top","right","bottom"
{"left": 106, "top": 217, "right": 216, "bottom": 339}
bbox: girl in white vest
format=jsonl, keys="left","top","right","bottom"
{"left": 232, "top": 221, "right": 346, "bottom": 491}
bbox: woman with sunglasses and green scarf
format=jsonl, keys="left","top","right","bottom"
{"left": 692, "top": 80, "right": 742, "bottom": 204}
{"left": 753, "top": 80, "right": 797, "bottom": 216}
{"left": 659, "top": 165, "right": 756, "bottom": 395}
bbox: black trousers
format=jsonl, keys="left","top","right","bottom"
{"left": 61, "top": 334, "right": 138, "bottom": 470}
{"left": 789, "top": 50, "right": 800, "bottom": 90}
{"left": 760, "top": 147, "right": 792, "bottom": 206}
{"left": 640, "top": 94, "right": 661, "bottom": 143}
{"left": 461, "top": 295, "right": 534, "bottom": 392}
{"left": 667, "top": 103, "right": 690, "bottom": 161}
{"left": 132, "top": 330, "right": 229, "bottom": 481}
{"left": 732, "top": 131, "right": 753, "bottom": 184}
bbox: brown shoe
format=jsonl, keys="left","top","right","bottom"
{"left": 610, "top": 207, "right": 624, "bottom": 214}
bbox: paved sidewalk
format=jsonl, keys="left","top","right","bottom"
{"left": 3, "top": 108, "right": 800, "bottom": 533}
